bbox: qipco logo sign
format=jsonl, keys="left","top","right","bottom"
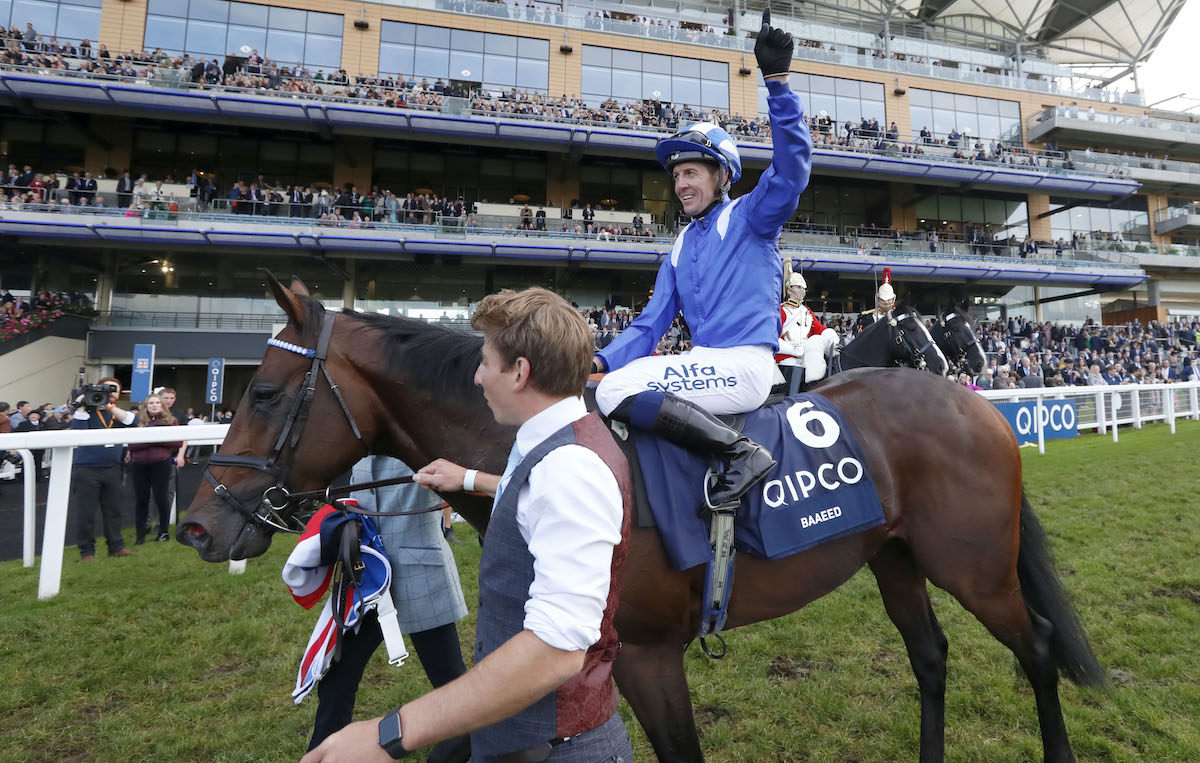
{"left": 998, "top": 400, "right": 1078, "bottom": 443}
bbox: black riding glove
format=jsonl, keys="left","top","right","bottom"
{"left": 754, "top": 8, "right": 793, "bottom": 79}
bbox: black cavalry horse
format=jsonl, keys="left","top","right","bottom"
{"left": 181, "top": 276, "right": 1104, "bottom": 762}
{"left": 933, "top": 307, "right": 987, "bottom": 376}
{"left": 836, "top": 307, "right": 949, "bottom": 376}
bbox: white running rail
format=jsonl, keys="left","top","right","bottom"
{"left": 1, "top": 424, "right": 228, "bottom": 599}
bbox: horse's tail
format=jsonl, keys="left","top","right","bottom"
{"left": 1017, "top": 489, "right": 1107, "bottom": 687}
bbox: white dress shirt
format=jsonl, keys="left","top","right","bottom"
{"left": 496, "top": 396, "right": 623, "bottom": 653}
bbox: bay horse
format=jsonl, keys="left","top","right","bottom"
{"left": 180, "top": 275, "right": 1104, "bottom": 763}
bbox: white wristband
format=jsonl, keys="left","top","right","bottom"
{"left": 462, "top": 469, "right": 478, "bottom": 492}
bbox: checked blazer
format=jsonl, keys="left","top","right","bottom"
{"left": 349, "top": 456, "right": 468, "bottom": 633}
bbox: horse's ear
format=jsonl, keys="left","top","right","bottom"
{"left": 265, "top": 270, "right": 306, "bottom": 328}
{"left": 290, "top": 275, "right": 311, "bottom": 297}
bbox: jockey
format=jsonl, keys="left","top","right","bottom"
{"left": 857, "top": 267, "right": 896, "bottom": 330}
{"left": 592, "top": 8, "right": 812, "bottom": 510}
{"left": 776, "top": 271, "right": 839, "bottom": 384}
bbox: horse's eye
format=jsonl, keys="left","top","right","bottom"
{"left": 252, "top": 387, "right": 281, "bottom": 405}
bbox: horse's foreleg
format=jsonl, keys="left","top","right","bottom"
{"left": 868, "top": 541, "right": 948, "bottom": 763}
{"left": 612, "top": 642, "right": 704, "bottom": 763}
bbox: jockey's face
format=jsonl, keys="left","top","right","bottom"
{"left": 788, "top": 284, "right": 806, "bottom": 303}
{"left": 672, "top": 160, "right": 722, "bottom": 216}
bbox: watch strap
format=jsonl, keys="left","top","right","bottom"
{"left": 378, "top": 707, "right": 410, "bottom": 759}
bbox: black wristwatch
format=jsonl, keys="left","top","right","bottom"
{"left": 378, "top": 706, "right": 411, "bottom": 759}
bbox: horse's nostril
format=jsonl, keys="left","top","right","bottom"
{"left": 184, "top": 523, "right": 207, "bottom": 537}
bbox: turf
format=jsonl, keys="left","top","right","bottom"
{"left": 1, "top": 422, "right": 1198, "bottom": 762}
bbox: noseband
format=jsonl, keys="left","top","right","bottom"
{"left": 203, "top": 311, "right": 364, "bottom": 533}
{"left": 894, "top": 318, "right": 934, "bottom": 371}
{"left": 940, "top": 316, "right": 981, "bottom": 369}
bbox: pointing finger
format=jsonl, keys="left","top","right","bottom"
{"left": 761, "top": 7, "right": 771, "bottom": 30}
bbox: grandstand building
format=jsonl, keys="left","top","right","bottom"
{"left": 1, "top": 0, "right": 1199, "bottom": 404}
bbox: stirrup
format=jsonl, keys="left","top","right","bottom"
{"left": 701, "top": 466, "right": 741, "bottom": 517}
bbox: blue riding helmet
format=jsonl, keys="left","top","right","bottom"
{"left": 655, "top": 123, "right": 743, "bottom": 192}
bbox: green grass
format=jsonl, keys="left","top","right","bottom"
{"left": 1, "top": 422, "right": 1199, "bottom": 762}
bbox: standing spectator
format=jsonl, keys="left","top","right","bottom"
{"left": 116, "top": 170, "right": 134, "bottom": 209}
{"left": 8, "top": 400, "right": 30, "bottom": 429}
{"left": 928, "top": 230, "right": 938, "bottom": 253}
{"left": 125, "top": 394, "right": 182, "bottom": 544}
{"left": 70, "top": 377, "right": 138, "bottom": 561}
{"left": 12, "top": 409, "right": 45, "bottom": 478}
{"left": 80, "top": 171, "right": 97, "bottom": 204}
{"left": 582, "top": 202, "right": 595, "bottom": 233}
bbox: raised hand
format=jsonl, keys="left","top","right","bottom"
{"left": 754, "top": 7, "right": 794, "bottom": 79}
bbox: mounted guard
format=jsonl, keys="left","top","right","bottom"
{"left": 776, "top": 266, "right": 839, "bottom": 393}
{"left": 858, "top": 266, "right": 896, "bottom": 330}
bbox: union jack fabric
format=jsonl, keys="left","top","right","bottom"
{"left": 282, "top": 501, "right": 399, "bottom": 703}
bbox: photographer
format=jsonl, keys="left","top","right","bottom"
{"left": 70, "top": 377, "right": 138, "bottom": 562}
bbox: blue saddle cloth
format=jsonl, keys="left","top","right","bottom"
{"left": 633, "top": 393, "right": 886, "bottom": 571}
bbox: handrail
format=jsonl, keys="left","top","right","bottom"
{"left": 1068, "top": 150, "right": 1200, "bottom": 178}
{"left": 1028, "top": 107, "right": 1200, "bottom": 137}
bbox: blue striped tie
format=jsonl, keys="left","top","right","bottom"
{"left": 493, "top": 441, "right": 523, "bottom": 507}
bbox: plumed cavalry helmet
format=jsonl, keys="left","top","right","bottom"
{"left": 786, "top": 271, "right": 808, "bottom": 291}
{"left": 876, "top": 267, "right": 896, "bottom": 312}
{"left": 655, "top": 123, "right": 742, "bottom": 194}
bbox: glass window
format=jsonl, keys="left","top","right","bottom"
{"left": 56, "top": 4, "right": 100, "bottom": 38}
{"left": 674, "top": 78, "right": 701, "bottom": 107}
{"left": 306, "top": 11, "right": 341, "bottom": 36}
{"left": 581, "top": 65, "right": 610, "bottom": 96}
{"left": 449, "top": 50, "right": 483, "bottom": 80}
{"left": 186, "top": 20, "right": 227, "bottom": 56}
{"left": 189, "top": 0, "right": 228, "bottom": 23}
{"left": 672, "top": 57, "right": 699, "bottom": 78}
{"left": 643, "top": 53, "right": 670, "bottom": 74}
{"left": 861, "top": 81, "right": 884, "bottom": 100}
{"left": 976, "top": 96, "right": 999, "bottom": 116}
{"left": 909, "top": 87, "right": 930, "bottom": 107}
{"left": 268, "top": 6, "right": 306, "bottom": 32}
{"left": 147, "top": 0, "right": 187, "bottom": 16}
{"left": 931, "top": 90, "right": 954, "bottom": 109}
{"left": 484, "top": 32, "right": 516, "bottom": 56}
{"left": 225, "top": 24, "right": 265, "bottom": 54}
{"left": 228, "top": 2, "right": 267, "bottom": 26}
{"left": 582, "top": 45, "right": 610, "bottom": 67}
{"left": 954, "top": 94, "right": 975, "bottom": 112}
{"left": 810, "top": 75, "right": 835, "bottom": 94}
{"left": 380, "top": 20, "right": 414, "bottom": 44}
{"left": 517, "top": 37, "right": 546, "bottom": 58}
{"left": 452, "top": 28, "right": 484, "bottom": 52}
{"left": 483, "top": 53, "right": 516, "bottom": 86}
{"left": 304, "top": 33, "right": 340, "bottom": 67}
{"left": 415, "top": 24, "right": 447, "bottom": 47}
{"left": 791, "top": 72, "right": 810, "bottom": 91}
{"left": 612, "top": 48, "right": 640, "bottom": 70}
{"left": 998, "top": 101, "right": 1019, "bottom": 118}
{"left": 836, "top": 96, "right": 860, "bottom": 123}
{"left": 379, "top": 43, "right": 414, "bottom": 75}
{"left": 265, "top": 27, "right": 306, "bottom": 63}
{"left": 413, "top": 46, "right": 449, "bottom": 78}
{"left": 515, "top": 58, "right": 547, "bottom": 90}
{"left": 611, "top": 68, "right": 640, "bottom": 100}
{"left": 144, "top": 15, "right": 187, "bottom": 50}
{"left": 11, "top": 0, "right": 57, "bottom": 30}
{"left": 643, "top": 71, "right": 671, "bottom": 101}
{"left": 701, "top": 79, "right": 728, "bottom": 111}
{"left": 835, "top": 78, "right": 859, "bottom": 97}
{"left": 700, "top": 60, "right": 725, "bottom": 81}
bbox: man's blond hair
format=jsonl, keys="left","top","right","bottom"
{"left": 471, "top": 287, "right": 592, "bottom": 397}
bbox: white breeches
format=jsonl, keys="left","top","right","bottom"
{"left": 779, "top": 334, "right": 834, "bottom": 381}
{"left": 596, "top": 345, "right": 776, "bottom": 416}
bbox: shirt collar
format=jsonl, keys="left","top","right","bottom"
{"left": 515, "top": 396, "right": 587, "bottom": 457}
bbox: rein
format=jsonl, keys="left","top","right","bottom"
{"left": 201, "top": 312, "right": 442, "bottom": 535}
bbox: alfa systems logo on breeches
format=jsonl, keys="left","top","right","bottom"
{"left": 646, "top": 362, "right": 739, "bottom": 393}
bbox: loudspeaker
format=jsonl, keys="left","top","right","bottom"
{"left": 354, "top": 19, "right": 370, "bottom": 29}
{"left": 559, "top": 44, "right": 573, "bottom": 53}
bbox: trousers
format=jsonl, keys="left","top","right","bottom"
{"left": 595, "top": 344, "right": 776, "bottom": 416}
{"left": 71, "top": 465, "right": 129, "bottom": 557}
{"left": 309, "top": 612, "right": 467, "bottom": 751}
{"left": 472, "top": 712, "right": 631, "bottom": 763}
{"left": 130, "top": 460, "right": 174, "bottom": 538}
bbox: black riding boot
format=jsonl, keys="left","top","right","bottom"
{"left": 611, "top": 391, "right": 776, "bottom": 508}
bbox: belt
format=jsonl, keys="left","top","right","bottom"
{"left": 498, "top": 737, "right": 569, "bottom": 763}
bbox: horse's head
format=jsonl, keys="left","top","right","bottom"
{"left": 891, "top": 309, "right": 949, "bottom": 376}
{"left": 938, "top": 307, "right": 987, "bottom": 376}
{"left": 178, "top": 273, "right": 383, "bottom": 562}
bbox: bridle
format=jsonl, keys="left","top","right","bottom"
{"left": 939, "top": 314, "right": 981, "bottom": 371}
{"left": 893, "top": 313, "right": 935, "bottom": 371}
{"left": 203, "top": 311, "right": 364, "bottom": 534}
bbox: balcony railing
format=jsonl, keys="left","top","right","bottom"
{"left": 1154, "top": 203, "right": 1200, "bottom": 224}
{"left": 1028, "top": 107, "right": 1200, "bottom": 138}
{"left": 1068, "top": 150, "right": 1200, "bottom": 179}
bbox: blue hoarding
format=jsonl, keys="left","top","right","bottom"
{"left": 130, "top": 344, "right": 155, "bottom": 402}
{"left": 206, "top": 358, "right": 225, "bottom": 405}
{"left": 996, "top": 399, "right": 1078, "bottom": 445}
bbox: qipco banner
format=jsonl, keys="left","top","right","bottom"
{"left": 996, "top": 400, "right": 1078, "bottom": 444}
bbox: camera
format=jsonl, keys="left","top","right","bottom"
{"left": 75, "top": 383, "right": 116, "bottom": 410}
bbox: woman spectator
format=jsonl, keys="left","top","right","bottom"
{"left": 125, "top": 394, "right": 182, "bottom": 543}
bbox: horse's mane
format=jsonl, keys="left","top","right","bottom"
{"left": 338, "top": 307, "right": 483, "bottom": 405}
